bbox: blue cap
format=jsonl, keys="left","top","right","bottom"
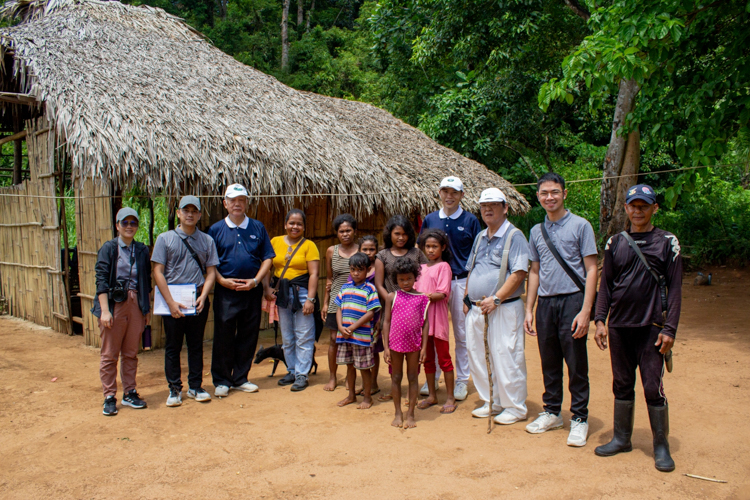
{"left": 625, "top": 184, "right": 656, "bottom": 205}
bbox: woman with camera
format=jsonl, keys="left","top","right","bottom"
{"left": 92, "top": 207, "right": 152, "bottom": 416}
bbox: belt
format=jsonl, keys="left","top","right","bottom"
{"left": 502, "top": 296, "right": 521, "bottom": 304}
{"left": 452, "top": 271, "right": 469, "bottom": 280}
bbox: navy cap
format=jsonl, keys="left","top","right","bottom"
{"left": 625, "top": 184, "right": 656, "bottom": 204}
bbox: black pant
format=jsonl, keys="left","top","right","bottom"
{"left": 163, "top": 298, "right": 211, "bottom": 392}
{"left": 608, "top": 325, "right": 666, "bottom": 406}
{"left": 536, "top": 292, "right": 590, "bottom": 420}
{"left": 211, "top": 284, "right": 263, "bottom": 387}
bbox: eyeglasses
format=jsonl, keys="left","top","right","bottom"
{"left": 119, "top": 220, "right": 139, "bottom": 228}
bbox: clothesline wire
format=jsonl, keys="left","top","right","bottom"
{"left": 0, "top": 162, "right": 744, "bottom": 201}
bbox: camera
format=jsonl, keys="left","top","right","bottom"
{"left": 110, "top": 280, "right": 130, "bottom": 303}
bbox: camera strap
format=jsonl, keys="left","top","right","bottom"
{"left": 175, "top": 230, "right": 206, "bottom": 275}
{"left": 619, "top": 231, "right": 669, "bottom": 323}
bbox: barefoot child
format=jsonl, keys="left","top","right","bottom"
{"left": 414, "top": 229, "right": 457, "bottom": 414}
{"left": 358, "top": 235, "right": 383, "bottom": 395}
{"left": 383, "top": 257, "right": 429, "bottom": 428}
{"left": 335, "top": 253, "right": 381, "bottom": 409}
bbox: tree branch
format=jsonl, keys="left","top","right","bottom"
{"left": 501, "top": 141, "right": 540, "bottom": 180}
{"left": 563, "top": 0, "right": 590, "bottom": 21}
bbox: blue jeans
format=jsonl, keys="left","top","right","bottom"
{"left": 277, "top": 286, "right": 316, "bottom": 378}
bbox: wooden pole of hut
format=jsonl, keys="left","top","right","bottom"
{"left": 12, "top": 105, "right": 23, "bottom": 184}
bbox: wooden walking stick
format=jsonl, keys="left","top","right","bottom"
{"left": 481, "top": 296, "right": 493, "bottom": 434}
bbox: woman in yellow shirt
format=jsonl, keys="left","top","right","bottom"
{"left": 264, "top": 209, "right": 320, "bottom": 391}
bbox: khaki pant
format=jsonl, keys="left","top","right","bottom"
{"left": 99, "top": 291, "right": 145, "bottom": 397}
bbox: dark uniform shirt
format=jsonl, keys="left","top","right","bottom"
{"left": 207, "top": 216, "right": 275, "bottom": 279}
{"left": 421, "top": 206, "right": 481, "bottom": 277}
{"left": 595, "top": 227, "right": 682, "bottom": 338}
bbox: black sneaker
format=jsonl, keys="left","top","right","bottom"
{"left": 290, "top": 375, "right": 308, "bottom": 392}
{"left": 122, "top": 390, "right": 147, "bottom": 409}
{"left": 278, "top": 373, "right": 296, "bottom": 386}
{"left": 103, "top": 396, "right": 118, "bottom": 416}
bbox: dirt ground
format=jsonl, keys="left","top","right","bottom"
{"left": 1, "top": 267, "right": 749, "bottom": 500}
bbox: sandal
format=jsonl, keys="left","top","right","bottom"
{"left": 440, "top": 403, "right": 458, "bottom": 414}
{"left": 377, "top": 393, "right": 393, "bottom": 402}
{"left": 417, "top": 400, "right": 438, "bottom": 410}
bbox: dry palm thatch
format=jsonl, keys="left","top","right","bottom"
{"left": 0, "top": 0, "right": 529, "bottom": 216}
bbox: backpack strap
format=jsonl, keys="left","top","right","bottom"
{"left": 496, "top": 227, "right": 520, "bottom": 292}
{"left": 540, "top": 223, "right": 585, "bottom": 293}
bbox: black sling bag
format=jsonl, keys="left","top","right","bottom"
{"left": 540, "top": 223, "right": 597, "bottom": 321}
{"left": 175, "top": 231, "right": 207, "bottom": 276}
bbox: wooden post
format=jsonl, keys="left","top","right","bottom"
{"left": 58, "top": 152, "right": 73, "bottom": 334}
{"left": 148, "top": 197, "right": 154, "bottom": 246}
{"left": 12, "top": 105, "right": 23, "bottom": 184}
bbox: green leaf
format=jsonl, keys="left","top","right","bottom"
{"left": 624, "top": 47, "right": 638, "bottom": 55}
{"left": 565, "top": 92, "right": 574, "bottom": 105}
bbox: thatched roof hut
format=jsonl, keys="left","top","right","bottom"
{"left": 0, "top": 0, "right": 529, "bottom": 216}
{"left": 0, "top": 0, "right": 529, "bottom": 347}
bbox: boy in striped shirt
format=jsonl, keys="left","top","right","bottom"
{"left": 335, "top": 253, "right": 381, "bottom": 409}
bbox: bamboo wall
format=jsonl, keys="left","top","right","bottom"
{"left": 0, "top": 117, "right": 69, "bottom": 333}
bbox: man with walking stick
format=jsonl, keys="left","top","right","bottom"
{"left": 463, "top": 188, "right": 529, "bottom": 426}
{"left": 594, "top": 184, "right": 682, "bottom": 472}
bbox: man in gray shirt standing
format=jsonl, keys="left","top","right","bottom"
{"left": 152, "top": 196, "right": 219, "bottom": 407}
{"left": 463, "top": 188, "right": 530, "bottom": 425}
{"left": 524, "top": 173, "right": 598, "bottom": 447}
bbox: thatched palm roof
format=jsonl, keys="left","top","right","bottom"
{"left": 0, "top": 0, "right": 529, "bottom": 215}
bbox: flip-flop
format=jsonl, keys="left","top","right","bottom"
{"left": 371, "top": 388, "right": 381, "bottom": 396}
{"left": 355, "top": 388, "right": 364, "bottom": 396}
{"left": 440, "top": 404, "right": 458, "bottom": 414}
{"left": 417, "top": 400, "right": 438, "bottom": 410}
{"left": 377, "top": 394, "right": 393, "bottom": 402}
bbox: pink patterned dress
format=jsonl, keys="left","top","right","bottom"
{"left": 388, "top": 290, "right": 430, "bottom": 353}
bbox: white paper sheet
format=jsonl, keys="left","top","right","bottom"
{"left": 154, "top": 284, "right": 197, "bottom": 316}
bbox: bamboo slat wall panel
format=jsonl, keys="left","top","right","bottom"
{"left": 75, "top": 178, "right": 112, "bottom": 347}
{"left": 0, "top": 117, "right": 68, "bottom": 333}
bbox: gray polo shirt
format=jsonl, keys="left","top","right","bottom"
{"left": 151, "top": 227, "right": 219, "bottom": 287}
{"left": 465, "top": 220, "right": 529, "bottom": 301}
{"left": 116, "top": 237, "right": 138, "bottom": 290}
{"left": 528, "top": 210, "right": 598, "bottom": 297}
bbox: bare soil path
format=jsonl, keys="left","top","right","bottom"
{"left": 1, "top": 267, "right": 749, "bottom": 499}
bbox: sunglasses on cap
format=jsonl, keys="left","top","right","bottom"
{"left": 119, "top": 220, "right": 139, "bottom": 228}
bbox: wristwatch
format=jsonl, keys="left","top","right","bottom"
{"left": 307, "top": 296, "right": 317, "bottom": 304}
{"left": 252, "top": 278, "right": 258, "bottom": 287}
{"left": 493, "top": 296, "right": 501, "bottom": 306}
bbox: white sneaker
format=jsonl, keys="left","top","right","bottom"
{"left": 471, "top": 403, "right": 502, "bottom": 418}
{"left": 187, "top": 388, "right": 212, "bottom": 402}
{"left": 525, "top": 411, "right": 564, "bottom": 434}
{"left": 233, "top": 382, "right": 259, "bottom": 393}
{"left": 214, "top": 385, "right": 229, "bottom": 397}
{"left": 166, "top": 389, "right": 182, "bottom": 407}
{"left": 454, "top": 382, "right": 469, "bottom": 401}
{"left": 567, "top": 419, "right": 589, "bottom": 447}
{"left": 494, "top": 409, "right": 526, "bottom": 425}
{"left": 419, "top": 379, "right": 440, "bottom": 396}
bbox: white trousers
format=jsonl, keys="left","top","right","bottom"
{"left": 432, "top": 278, "right": 470, "bottom": 385}
{"left": 465, "top": 299, "right": 527, "bottom": 418}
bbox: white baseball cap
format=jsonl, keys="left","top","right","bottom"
{"left": 478, "top": 188, "right": 507, "bottom": 204}
{"left": 439, "top": 176, "right": 464, "bottom": 192}
{"left": 224, "top": 184, "right": 249, "bottom": 199}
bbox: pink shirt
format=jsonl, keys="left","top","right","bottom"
{"left": 414, "top": 262, "right": 452, "bottom": 341}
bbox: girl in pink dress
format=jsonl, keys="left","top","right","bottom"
{"left": 383, "top": 257, "right": 429, "bottom": 429}
{"left": 414, "top": 229, "right": 456, "bottom": 414}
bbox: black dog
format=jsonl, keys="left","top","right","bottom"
{"left": 254, "top": 344, "right": 318, "bottom": 377}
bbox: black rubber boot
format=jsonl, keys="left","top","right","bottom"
{"left": 648, "top": 404, "right": 675, "bottom": 472}
{"left": 595, "top": 399, "right": 634, "bottom": 457}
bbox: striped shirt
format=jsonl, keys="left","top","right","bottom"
{"left": 334, "top": 281, "right": 381, "bottom": 346}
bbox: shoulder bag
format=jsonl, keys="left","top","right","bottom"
{"left": 540, "top": 223, "right": 597, "bottom": 321}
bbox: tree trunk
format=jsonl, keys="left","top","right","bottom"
{"left": 281, "top": 0, "right": 290, "bottom": 71}
{"left": 599, "top": 78, "right": 639, "bottom": 238}
{"left": 216, "top": 0, "right": 228, "bottom": 21}
{"left": 608, "top": 127, "right": 641, "bottom": 238}
{"left": 306, "top": 0, "right": 315, "bottom": 31}
{"left": 298, "top": 0, "right": 304, "bottom": 27}
{"left": 205, "top": 0, "right": 215, "bottom": 27}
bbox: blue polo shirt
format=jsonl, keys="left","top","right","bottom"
{"left": 207, "top": 216, "right": 275, "bottom": 279}
{"left": 421, "top": 206, "right": 481, "bottom": 277}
